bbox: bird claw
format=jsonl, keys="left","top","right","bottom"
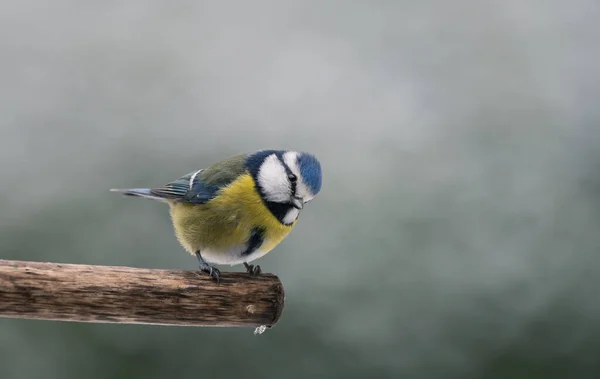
{"left": 198, "top": 264, "right": 221, "bottom": 283}
{"left": 244, "top": 262, "right": 262, "bottom": 276}
{"left": 195, "top": 251, "right": 220, "bottom": 283}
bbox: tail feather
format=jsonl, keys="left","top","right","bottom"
{"left": 110, "top": 188, "right": 168, "bottom": 202}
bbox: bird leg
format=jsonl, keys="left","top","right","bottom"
{"left": 195, "top": 251, "right": 220, "bottom": 283}
{"left": 244, "top": 262, "right": 262, "bottom": 276}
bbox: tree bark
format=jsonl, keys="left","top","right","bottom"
{"left": 0, "top": 259, "right": 285, "bottom": 328}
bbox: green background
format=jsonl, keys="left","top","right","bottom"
{"left": 1, "top": 1, "right": 600, "bottom": 378}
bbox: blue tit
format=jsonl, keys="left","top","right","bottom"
{"left": 111, "top": 150, "right": 322, "bottom": 282}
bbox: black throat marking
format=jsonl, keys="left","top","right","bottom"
{"left": 241, "top": 227, "right": 266, "bottom": 257}
{"left": 264, "top": 201, "right": 295, "bottom": 225}
{"left": 247, "top": 151, "right": 298, "bottom": 226}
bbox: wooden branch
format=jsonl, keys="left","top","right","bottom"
{"left": 0, "top": 259, "right": 285, "bottom": 328}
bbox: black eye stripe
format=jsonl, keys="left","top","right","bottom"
{"left": 275, "top": 155, "right": 298, "bottom": 195}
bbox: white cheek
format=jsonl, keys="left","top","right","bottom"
{"left": 282, "top": 208, "right": 300, "bottom": 224}
{"left": 258, "top": 154, "right": 291, "bottom": 202}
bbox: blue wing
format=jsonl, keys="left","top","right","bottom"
{"left": 111, "top": 170, "right": 221, "bottom": 204}
{"left": 149, "top": 169, "right": 221, "bottom": 204}
{"left": 112, "top": 154, "right": 248, "bottom": 204}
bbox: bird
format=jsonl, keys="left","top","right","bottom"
{"left": 111, "top": 149, "right": 322, "bottom": 282}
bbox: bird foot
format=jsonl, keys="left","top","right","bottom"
{"left": 244, "top": 262, "right": 262, "bottom": 276}
{"left": 195, "top": 252, "right": 221, "bottom": 283}
{"left": 198, "top": 264, "right": 221, "bottom": 283}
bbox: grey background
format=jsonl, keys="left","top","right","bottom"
{"left": 1, "top": 1, "right": 600, "bottom": 378}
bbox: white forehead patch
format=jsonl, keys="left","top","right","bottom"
{"left": 257, "top": 154, "right": 291, "bottom": 202}
{"left": 283, "top": 151, "right": 313, "bottom": 201}
{"left": 283, "top": 151, "right": 300, "bottom": 176}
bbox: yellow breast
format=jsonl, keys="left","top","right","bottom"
{"left": 169, "top": 173, "right": 295, "bottom": 264}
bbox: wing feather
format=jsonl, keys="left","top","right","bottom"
{"left": 149, "top": 154, "right": 248, "bottom": 204}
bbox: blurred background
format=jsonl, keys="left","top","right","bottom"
{"left": 1, "top": 1, "right": 599, "bottom": 378}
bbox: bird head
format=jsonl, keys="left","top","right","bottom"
{"left": 247, "top": 150, "right": 322, "bottom": 223}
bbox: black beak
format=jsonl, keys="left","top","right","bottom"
{"left": 291, "top": 196, "right": 304, "bottom": 210}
